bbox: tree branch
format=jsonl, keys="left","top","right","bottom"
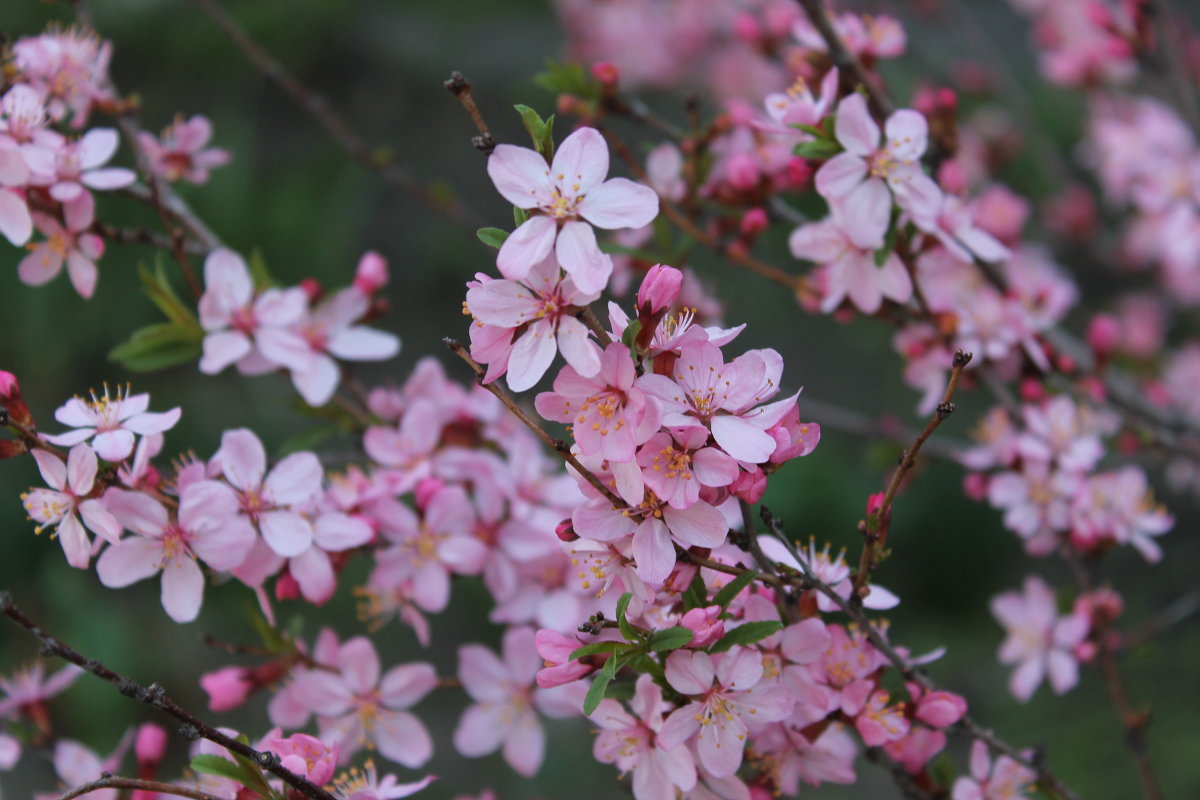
{"left": 56, "top": 777, "right": 223, "bottom": 800}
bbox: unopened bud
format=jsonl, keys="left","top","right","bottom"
{"left": 199, "top": 667, "right": 251, "bottom": 712}
{"left": 353, "top": 251, "right": 389, "bottom": 295}
{"left": 0, "top": 371, "right": 33, "bottom": 429}
{"left": 555, "top": 519, "right": 578, "bottom": 542}
{"left": 636, "top": 264, "right": 683, "bottom": 316}
{"left": 1087, "top": 314, "right": 1121, "bottom": 359}
{"left": 274, "top": 570, "right": 300, "bottom": 601}
{"left": 590, "top": 61, "right": 619, "bottom": 87}
{"left": 732, "top": 12, "right": 762, "bottom": 44}
{"left": 135, "top": 723, "right": 168, "bottom": 765}
{"left": 740, "top": 207, "right": 768, "bottom": 237}
{"left": 299, "top": 278, "right": 322, "bottom": 302}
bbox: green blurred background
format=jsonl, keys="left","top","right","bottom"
{"left": 1, "top": 1, "right": 1197, "bottom": 798}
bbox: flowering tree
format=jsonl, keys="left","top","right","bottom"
{"left": 1, "top": 1, "right": 1198, "bottom": 799}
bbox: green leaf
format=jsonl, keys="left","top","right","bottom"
{"left": 682, "top": 573, "right": 708, "bottom": 611}
{"left": 601, "top": 651, "right": 621, "bottom": 680}
{"left": 615, "top": 592, "right": 632, "bottom": 623}
{"left": 246, "top": 603, "right": 288, "bottom": 652}
{"left": 476, "top": 227, "right": 510, "bottom": 249}
{"left": 229, "top": 751, "right": 274, "bottom": 797}
{"left": 190, "top": 754, "right": 246, "bottom": 783}
{"left": 712, "top": 571, "right": 758, "bottom": 610}
{"left": 583, "top": 672, "right": 611, "bottom": 716}
{"left": 569, "top": 641, "right": 628, "bottom": 661}
{"left": 709, "top": 620, "right": 784, "bottom": 653}
{"left": 108, "top": 323, "right": 202, "bottom": 373}
{"left": 649, "top": 627, "right": 694, "bottom": 652}
{"left": 794, "top": 139, "right": 842, "bottom": 160}
{"left": 247, "top": 247, "right": 276, "bottom": 291}
{"left": 615, "top": 592, "right": 637, "bottom": 641}
{"left": 792, "top": 123, "right": 829, "bottom": 140}
{"left": 620, "top": 320, "right": 643, "bottom": 350}
{"left": 138, "top": 261, "right": 200, "bottom": 332}
{"left": 513, "top": 206, "right": 529, "bottom": 227}
{"left": 514, "top": 104, "right": 555, "bottom": 159}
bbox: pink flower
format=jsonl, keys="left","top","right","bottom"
{"left": 789, "top": 216, "right": 913, "bottom": 314}
{"left": 138, "top": 115, "right": 230, "bottom": 184}
{"left": 37, "top": 737, "right": 128, "bottom": 800}
{"left": 951, "top": 741, "right": 1037, "bottom": 800}
{"left": 454, "top": 626, "right": 578, "bottom": 777}
{"left": 18, "top": 192, "right": 104, "bottom": 298}
{"left": 534, "top": 629, "right": 595, "bottom": 688}
{"left": 678, "top": 605, "right": 724, "bottom": 649}
{"left": 487, "top": 126, "right": 658, "bottom": 293}
{"left": 658, "top": 648, "right": 792, "bottom": 777}
{"left": 331, "top": 760, "right": 435, "bottom": 800}
{"left": 295, "top": 637, "right": 437, "bottom": 767}
{"left": 0, "top": 662, "right": 83, "bottom": 719}
{"left": 22, "top": 444, "right": 120, "bottom": 568}
{"left": 636, "top": 428, "right": 738, "bottom": 510}
{"left": 841, "top": 682, "right": 909, "bottom": 746}
{"left": 990, "top": 576, "right": 1089, "bottom": 702}
{"left": 757, "top": 537, "right": 898, "bottom": 612}
{"left": 97, "top": 484, "right": 256, "bottom": 622}
{"left": 814, "top": 94, "right": 939, "bottom": 249}
{"left": 758, "top": 69, "right": 840, "bottom": 138}
{"left": 591, "top": 674, "right": 697, "bottom": 800}
{"left": 986, "top": 462, "right": 1079, "bottom": 556}
{"left": 42, "top": 128, "right": 135, "bottom": 202}
{"left": 44, "top": 385, "right": 181, "bottom": 463}
{"left": 535, "top": 343, "right": 661, "bottom": 463}
{"left": 1070, "top": 467, "right": 1173, "bottom": 562}
{"left": 199, "top": 667, "right": 252, "bottom": 712}
{"left": 197, "top": 248, "right": 309, "bottom": 375}
{"left": 465, "top": 254, "right": 602, "bottom": 391}
{"left": 12, "top": 29, "right": 114, "bottom": 127}
{"left": 266, "top": 732, "right": 338, "bottom": 785}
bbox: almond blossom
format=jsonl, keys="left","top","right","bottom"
{"left": 789, "top": 214, "right": 912, "bottom": 314}
{"left": 11, "top": 28, "right": 114, "bottom": 127}
{"left": 0, "top": 662, "right": 82, "bottom": 720}
{"left": 137, "top": 114, "right": 230, "bottom": 184}
{"left": 39, "top": 128, "right": 135, "bottom": 202}
{"left": 464, "top": 252, "right": 601, "bottom": 391}
{"left": 18, "top": 193, "right": 104, "bottom": 298}
{"left": 487, "top": 126, "right": 658, "bottom": 293}
{"left": 331, "top": 761, "right": 435, "bottom": 800}
{"left": 951, "top": 740, "right": 1037, "bottom": 800}
{"left": 43, "top": 385, "right": 181, "bottom": 463}
{"left": 21, "top": 444, "right": 119, "bottom": 568}
{"left": 990, "top": 576, "right": 1089, "bottom": 702}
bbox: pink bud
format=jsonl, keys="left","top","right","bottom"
{"left": 915, "top": 690, "right": 967, "bottom": 728}
{"left": 679, "top": 606, "right": 723, "bottom": 648}
{"left": 0, "top": 371, "right": 33, "bottom": 429}
{"left": 962, "top": 472, "right": 989, "bottom": 501}
{"left": 590, "top": 61, "right": 619, "bottom": 86}
{"left": 726, "top": 152, "right": 759, "bottom": 191}
{"left": 268, "top": 733, "right": 338, "bottom": 786}
{"left": 732, "top": 13, "right": 762, "bottom": 44}
{"left": 414, "top": 477, "right": 445, "bottom": 511}
{"left": 740, "top": 207, "right": 768, "bottom": 237}
{"left": 275, "top": 571, "right": 300, "bottom": 601}
{"left": 199, "top": 667, "right": 252, "bottom": 712}
{"left": 299, "top": 278, "right": 322, "bottom": 302}
{"left": 636, "top": 264, "right": 683, "bottom": 315}
{"left": 1074, "top": 640, "right": 1099, "bottom": 663}
{"left": 353, "top": 251, "right": 389, "bottom": 294}
{"left": 1087, "top": 314, "right": 1121, "bottom": 358}
{"left": 936, "top": 160, "right": 966, "bottom": 195}
{"left": 555, "top": 519, "right": 578, "bottom": 542}
{"left": 866, "top": 491, "right": 885, "bottom": 516}
{"left": 785, "top": 157, "right": 812, "bottom": 187}
{"left": 730, "top": 466, "right": 767, "bottom": 503}
{"left": 135, "top": 723, "right": 168, "bottom": 765}
{"left": 1018, "top": 377, "right": 1046, "bottom": 403}
{"left": 913, "top": 87, "right": 938, "bottom": 115}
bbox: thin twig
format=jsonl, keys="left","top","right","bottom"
{"left": 189, "top": 0, "right": 483, "bottom": 227}
{"left": 444, "top": 71, "right": 496, "bottom": 154}
{"left": 1121, "top": 590, "right": 1200, "bottom": 652}
{"left": 852, "top": 349, "right": 972, "bottom": 594}
{"left": 577, "top": 306, "right": 614, "bottom": 347}
{"left": 794, "top": 0, "right": 894, "bottom": 118}
{"left": 56, "top": 777, "right": 222, "bottom": 800}
{"left": 0, "top": 593, "right": 338, "bottom": 800}
{"left": 443, "top": 337, "right": 623, "bottom": 508}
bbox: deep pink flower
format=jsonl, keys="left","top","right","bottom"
{"left": 266, "top": 732, "right": 338, "bottom": 786}
{"left": 487, "top": 126, "right": 658, "bottom": 293}
{"left": 138, "top": 114, "right": 230, "bottom": 184}
{"left": 636, "top": 428, "right": 738, "bottom": 510}
{"left": 22, "top": 444, "right": 120, "bottom": 568}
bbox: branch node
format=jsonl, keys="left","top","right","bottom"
{"left": 177, "top": 724, "right": 200, "bottom": 741}
{"left": 952, "top": 349, "right": 974, "bottom": 368}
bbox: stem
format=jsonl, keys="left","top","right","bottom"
{"left": 56, "top": 777, "right": 223, "bottom": 800}
{"left": 793, "top": 0, "right": 894, "bottom": 118}
{"left": 444, "top": 71, "right": 496, "bottom": 154}
{"left": 0, "top": 593, "right": 339, "bottom": 800}
{"left": 576, "top": 306, "right": 614, "bottom": 347}
{"left": 442, "top": 338, "right": 624, "bottom": 508}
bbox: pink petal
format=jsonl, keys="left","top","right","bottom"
{"left": 103, "top": 488, "right": 167, "bottom": 536}
{"left": 573, "top": 500, "right": 637, "bottom": 542}
{"left": 665, "top": 650, "right": 715, "bottom": 696}
{"left": 506, "top": 320, "right": 557, "bottom": 392}
{"left": 711, "top": 414, "right": 777, "bottom": 463}
{"left": 555, "top": 220, "right": 612, "bottom": 294}
{"left": 496, "top": 215, "right": 558, "bottom": 281}
{"left": 290, "top": 548, "right": 335, "bottom": 604}
{"left": 291, "top": 355, "right": 341, "bottom": 407}
{"left": 192, "top": 517, "right": 255, "bottom": 572}
{"left": 202, "top": 249, "right": 253, "bottom": 316}
{"left": 217, "top": 428, "right": 266, "bottom": 492}
{"left": 326, "top": 326, "right": 400, "bottom": 361}
{"left": 32, "top": 448, "right": 68, "bottom": 489}
{"left": 885, "top": 110, "right": 928, "bottom": 160}
{"left": 1009, "top": 657, "right": 1044, "bottom": 702}
{"left": 502, "top": 713, "right": 545, "bottom": 776}
{"left": 556, "top": 315, "right": 601, "bottom": 377}
{"left": 91, "top": 429, "right": 135, "bottom": 462}
{"left": 380, "top": 663, "right": 438, "bottom": 709}
{"left": 337, "top": 637, "right": 381, "bottom": 695}
{"left": 578, "top": 178, "right": 659, "bottom": 229}
{"left": 97, "top": 537, "right": 162, "bottom": 587}
{"left": 457, "top": 645, "right": 508, "bottom": 702}
{"left": 815, "top": 152, "right": 868, "bottom": 200}
{"left": 663, "top": 503, "right": 727, "bottom": 548}
{"left": 550, "top": 127, "right": 610, "bottom": 193}
{"left": 124, "top": 408, "right": 181, "bottom": 436}
{"left": 200, "top": 331, "right": 252, "bottom": 374}
{"left": 788, "top": 220, "right": 847, "bottom": 263}
{"left": 840, "top": 178, "right": 891, "bottom": 250}
{"left": 80, "top": 167, "right": 135, "bottom": 190}
{"left": 487, "top": 144, "right": 554, "bottom": 208}
{"left": 453, "top": 702, "right": 505, "bottom": 757}
{"left": 78, "top": 129, "right": 119, "bottom": 169}
{"left": 834, "top": 94, "right": 880, "bottom": 156}
{"left": 375, "top": 710, "right": 433, "bottom": 768}
{"left": 780, "top": 618, "right": 832, "bottom": 664}
{"left": 466, "top": 280, "right": 538, "bottom": 326}
{"left": 260, "top": 510, "right": 314, "bottom": 557}
{"left": 0, "top": 190, "right": 32, "bottom": 246}
{"left": 56, "top": 513, "right": 92, "bottom": 569}
{"left": 78, "top": 499, "right": 120, "bottom": 544}
{"left": 65, "top": 251, "right": 98, "bottom": 299}
{"left": 17, "top": 246, "right": 63, "bottom": 286}
{"left": 313, "top": 512, "right": 373, "bottom": 551}
{"left": 265, "top": 451, "right": 322, "bottom": 505}
{"left": 161, "top": 556, "right": 204, "bottom": 623}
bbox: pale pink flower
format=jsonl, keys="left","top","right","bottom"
{"left": 756, "top": 536, "right": 898, "bottom": 612}
{"left": 97, "top": 485, "right": 255, "bottom": 622}
{"left": 815, "top": 94, "right": 939, "bottom": 249}
{"left": 295, "top": 637, "right": 436, "bottom": 767}
{"left": 637, "top": 341, "right": 797, "bottom": 464}
{"left": 18, "top": 193, "right": 104, "bottom": 298}
{"left": 138, "top": 115, "right": 230, "bottom": 184}
{"left": 752, "top": 722, "right": 857, "bottom": 794}
{"left": 331, "top": 760, "right": 435, "bottom": 800}
{"left": 283, "top": 510, "right": 375, "bottom": 604}
{"left": 991, "top": 576, "right": 1089, "bottom": 702}
{"left": 986, "top": 463, "right": 1080, "bottom": 556}
{"left": 42, "top": 129, "right": 134, "bottom": 202}
{"left": 1016, "top": 396, "right": 1105, "bottom": 473}
{"left": 36, "top": 737, "right": 127, "bottom": 800}
{"left": 636, "top": 428, "right": 739, "bottom": 510}
{"left": 659, "top": 648, "right": 792, "bottom": 777}
{"left": 454, "top": 626, "right": 579, "bottom": 777}
{"left": 591, "top": 674, "right": 697, "bottom": 800}
{"left": 0, "top": 662, "right": 83, "bottom": 719}
{"left": 12, "top": 29, "right": 115, "bottom": 127}
{"left": 789, "top": 217, "right": 912, "bottom": 314}
{"left": 1070, "top": 467, "right": 1173, "bottom": 562}
{"left": 535, "top": 342, "right": 662, "bottom": 463}
{"left": 465, "top": 253, "right": 602, "bottom": 391}
{"left": 0, "top": 137, "right": 32, "bottom": 246}
{"left": 645, "top": 142, "right": 685, "bottom": 201}
{"left": 793, "top": 12, "right": 905, "bottom": 60}
{"left": 914, "top": 193, "right": 1011, "bottom": 264}
{"left": 43, "top": 385, "right": 181, "bottom": 463}
{"left": 197, "top": 248, "right": 309, "bottom": 375}
{"left": 757, "top": 69, "right": 840, "bottom": 138}
{"left": 951, "top": 740, "right": 1037, "bottom": 800}
{"left": 22, "top": 444, "right": 120, "bottom": 568}
{"left": 487, "top": 126, "right": 658, "bottom": 293}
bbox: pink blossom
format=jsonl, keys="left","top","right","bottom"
{"left": 12, "top": 29, "right": 115, "bottom": 127}
{"left": 534, "top": 628, "right": 595, "bottom": 688}
{"left": 789, "top": 217, "right": 913, "bottom": 314}
{"left": 591, "top": 674, "right": 697, "bottom": 800}
{"left": 913, "top": 193, "right": 1011, "bottom": 264}
{"left": 43, "top": 385, "right": 181, "bottom": 463}
{"left": 986, "top": 462, "right": 1079, "bottom": 556}
{"left": 636, "top": 428, "right": 739, "bottom": 510}
{"left": 137, "top": 115, "right": 230, "bottom": 184}
{"left": 951, "top": 740, "right": 1037, "bottom": 800}
{"left": 0, "top": 662, "right": 83, "bottom": 719}
{"left": 487, "top": 126, "right": 658, "bottom": 293}
{"left": 678, "top": 605, "right": 724, "bottom": 649}
{"left": 97, "top": 483, "right": 256, "bottom": 622}
{"left": 266, "top": 732, "right": 338, "bottom": 785}
{"left": 758, "top": 69, "right": 840, "bottom": 139}
{"left": 42, "top": 128, "right": 135, "bottom": 202}
{"left": 752, "top": 722, "right": 857, "bottom": 794}
{"left": 658, "top": 648, "right": 792, "bottom": 777}
{"left": 199, "top": 667, "right": 252, "bottom": 712}
{"left": 1070, "top": 467, "right": 1173, "bottom": 562}
{"left": 841, "top": 682, "right": 909, "bottom": 746}
{"left": 814, "top": 94, "right": 939, "bottom": 249}
{"left": 882, "top": 726, "right": 946, "bottom": 774}
{"left": 18, "top": 192, "right": 104, "bottom": 298}
{"left": 331, "top": 760, "right": 435, "bottom": 800}
{"left": 1016, "top": 396, "right": 1106, "bottom": 473}
{"left": 22, "top": 444, "right": 120, "bottom": 568}
{"left": 465, "top": 254, "right": 602, "bottom": 391}
{"left": 756, "top": 537, "right": 898, "bottom": 612}
{"left": 295, "top": 636, "right": 437, "bottom": 767}
{"left": 645, "top": 143, "right": 685, "bottom": 201}
{"left": 990, "top": 576, "right": 1089, "bottom": 702}
{"left": 37, "top": 737, "right": 127, "bottom": 800}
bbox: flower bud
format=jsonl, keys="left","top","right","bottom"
{"left": 353, "top": 251, "right": 389, "bottom": 295}
{"left": 268, "top": 733, "right": 338, "bottom": 786}
{"left": 914, "top": 690, "right": 967, "bottom": 728}
{"left": 636, "top": 265, "right": 683, "bottom": 316}
{"left": 299, "top": 278, "right": 322, "bottom": 302}
{"left": 730, "top": 467, "right": 767, "bottom": 504}
{"left": 275, "top": 570, "right": 300, "bottom": 601}
{"left": 1087, "top": 314, "right": 1121, "bottom": 359}
{"left": 590, "top": 61, "right": 619, "bottom": 87}
{"left": 732, "top": 12, "right": 762, "bottom": 44}
{"left": 135, "top": 723, "right": 168, "bottom": 765}
{"left": 679, "top": 606, "right": 723, "bottom": 648}
{"left": 199, "top": 667, "right": 252, "bottom": 712}
{"left": 0, "top": 371, "right": 34, "bottom": 429}
{"left": 725, "top": 152, "right": 759, "bottom": 191}
{"left": 740, "top": 207, "right": 768, "bottom": 237}
{"left": 555, "top": 519, "right": 578, "bottom": 542}
{"left": 414, "top": 477, "right": 446, "bottom": 511}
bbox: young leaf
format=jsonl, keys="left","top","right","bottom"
{"left": 709, "top": 620, "right": 784, "bottom": 653}
{"left": 569, "top": 640, "right": 628, "bottom": 661}
{"left": 476, "top": 227, "right": 510, "bottom": 249}
{"left": 615, "top": 592, "right": 632, "bottom": 622}
{"left": 108, "top": 323, "right": 202, "bottom": 373}
{"left": 682, "top": 573, "right": 707, "bottom": 611}
{"left": 247, "top": 247, "right": 276, "bottom": 291}
{"left": 583, "top": 672, "right": 612, "bottom": 716}
{"left": 794, "top": 139, "right": 842, "bottom": 161}
{"left": 649, "top": 627, "right": 695, "bottom": 652}
{"left": 792, "top": 123, "right": 829, "bottom": 140}
{"left": 514, "top": 104, "right": 554, "bottom": 158}
{"left": 712, "top": 570, "right": 758, "bottom": 610}
{"left": 513, "top": 206, "right": 529, "bottom": 227}
{"left": 874, "top": 221, "right": 899, "bottom": 267}
{"left": 534, "top": 60, "right": 597, "bottom": 99}
{"left": 138, "top": 261, "right": 200, "bottom": 332}
{"left": 229, "top": 751, "right": 275, "bottom": 797}
{"left": 601, "top": 651, "right": 622, "bottom": 680}
{"left": 620, "top": 320, "right": 643, "bottom": 350}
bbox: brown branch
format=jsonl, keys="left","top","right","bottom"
{"left": 852, "top": 349, "right": 971, "bottom": 594}
{"left": 444, "top": 71, "right": 496, "bottom": 155}
{"left": 188, "top": 0, "right": 483, "bottom": 227}
{"left": 443, "top": 337, "right": 624, "bottom": 508}
{"left": 794, "top": 0, "right": 894, "bottom": 119}
{"left": 0, "top": 593, "right": 338, "bottom": 800}
{"left": 576, "top": 306, "right": 614, "bottom": 348}
{"left": 56, "top": 777, "right": 223, "bottom": 800}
